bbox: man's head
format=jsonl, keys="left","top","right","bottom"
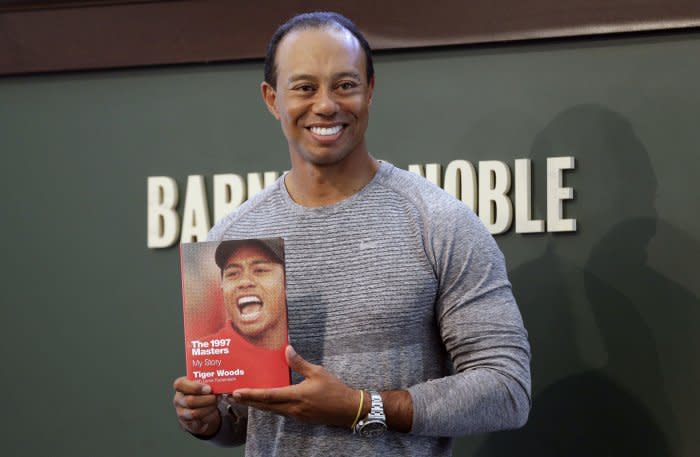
{"left": 215, "top": 239, "right": 287, "bottom": 349}
{"left": 263, "top": 12, "right": 374, "bottom": 89}
{"left": 261, "top": 12, "right": 375, "bottom": 169}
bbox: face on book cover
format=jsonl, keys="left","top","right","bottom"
{"left": 221, "top": 244, "right": 287, "bottom": 349}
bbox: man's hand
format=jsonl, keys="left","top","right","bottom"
{"left": 173, "top": 377, "right": 221, "bottom": 437}
{"left": 231, "top": 345, "right": 361, "bottom": 428}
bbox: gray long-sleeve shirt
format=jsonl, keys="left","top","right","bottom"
{"left": 204, "top": 161, "right": 531, "bottom": 456}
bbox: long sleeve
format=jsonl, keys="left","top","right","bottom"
{"left": 195, "top": 397, "right": 248, "bottom": 447}
{"left": 407, "top": 200, "right": 531, "bottom": 436}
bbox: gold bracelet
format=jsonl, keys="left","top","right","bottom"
{"left": 350, "top": 389, "right": 365, "bottom": 430}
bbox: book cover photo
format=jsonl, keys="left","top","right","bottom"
{"left": 179, "top": 237, "right": 290, "bottom": 393}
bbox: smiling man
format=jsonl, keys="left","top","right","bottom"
{"left": 173, "top": 11, "right": 531, "bottom": 456}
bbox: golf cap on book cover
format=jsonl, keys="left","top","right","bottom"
{"left": 215, "top": 238, "right": 285, "bottom": 270}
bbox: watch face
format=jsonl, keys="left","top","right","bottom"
{"left": 360, "top": 420, "right": 387, "bottom": 437}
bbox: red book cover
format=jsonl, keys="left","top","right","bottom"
{"left": 179, "top": 238, "right": 291, "bottom": 393}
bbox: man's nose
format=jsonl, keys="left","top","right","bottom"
{"left": 236, "top": 271, "right": 256, "bottom": 288}
{"left": 312, "top": 87, "right": 338, "bottom": 116}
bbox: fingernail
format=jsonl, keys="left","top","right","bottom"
{"left": 183, "top": 410, "right": 193, "bottom": 420}
{"left": 201, "top": 385, "right": 212, "bottom": 394}
{"left": 287, "top": 345, "right": 296, "bottom": 357}
{"left": 232, "top": 391, "right": 242, "bottom": 400}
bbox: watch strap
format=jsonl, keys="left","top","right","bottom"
{"left": 354, "top": 390, "right": 387, "bottom": 436}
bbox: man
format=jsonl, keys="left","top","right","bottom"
{"left": 173, "top": 11, "right": 531, "bottom": 456}
{"left": 215, "top": 238, "right": 288, "bottom": 351}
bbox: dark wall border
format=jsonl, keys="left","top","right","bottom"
{"left": 2, "top": 0, "right": 700, "bottom": 76}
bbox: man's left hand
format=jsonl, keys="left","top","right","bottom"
{"left": 231, "top": 345, "right": 362, "bottom": 428}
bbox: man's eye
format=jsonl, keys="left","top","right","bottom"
{"left": 295, "top": 84, "right": 314, "bottom": 92}
{"left": 338, "top": 81, "right": 357, "bottom": 90}
{"left": 225, "top": 271, "right": 240, "bottom": 279}
{"left": 254, "top": 268, "right": 271, "bottom": 274}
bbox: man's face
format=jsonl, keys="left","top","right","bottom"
{"left": 221, "top": 244, "right": 286, "bottom": 349}
{"left": 261, "top": 26, "right": 374, "bottom": 167}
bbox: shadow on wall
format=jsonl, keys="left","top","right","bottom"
{"left": 477, "top": 105, "right": 700, "bottom": 457}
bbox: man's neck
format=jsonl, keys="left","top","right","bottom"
{"left": 285, "top": 153, "right": 379, "bottom": 208}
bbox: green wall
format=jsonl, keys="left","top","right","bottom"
{"left": 1, "top": 30, "right": 698, "bottom": 456}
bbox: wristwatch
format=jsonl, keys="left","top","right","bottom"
{"left": 354, "top": 390, "right": 387, "bottom": 437}
{"left": 218, "top": 394, "right": 247, "bottom": 425}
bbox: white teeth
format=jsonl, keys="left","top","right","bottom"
{"left": 240, "top": 309, "right": 262, "bottom": 321}
{"left": 238, "top": 296, "right": 262, "bottom": 320}
{"left": 238, "top": 296, "right": 261, "bottom": 306}
{"left": 310, "top": 125, "right": 342, "bottom": 136}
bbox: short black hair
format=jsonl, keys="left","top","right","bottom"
{"left": 263, "top": 11, "right": 374, "bottom": 88}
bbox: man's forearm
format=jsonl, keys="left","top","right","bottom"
{"left": 381, "top": 389, "right": 413, "bottom": 433}
{"left": 408, "top": 366, "right": 531, "bottom": 437}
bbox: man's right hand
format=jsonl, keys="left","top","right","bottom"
{"left": 173, "top": 376, "right": 221, "bottom": 437}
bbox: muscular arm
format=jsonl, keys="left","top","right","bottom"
{"left": 406, "top": 290, "right": 531, "bottom": 437}
{"left": 405, "top": 201, "right": 531, "bottom": 436}
{"left": 383, "top": 269, "right": 529, "bottom": 436}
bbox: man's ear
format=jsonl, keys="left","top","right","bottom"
{"left": 261, "top": 81, "right": 280, "bottom": 119}
{"left": 367, "top": 76, "right": 375, "bottom": 107}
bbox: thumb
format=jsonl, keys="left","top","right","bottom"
{"left": 286, "top": 345, "right": 316, "bottom": 376}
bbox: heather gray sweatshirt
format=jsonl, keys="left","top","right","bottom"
{"left": 204, "top": 161, "right": 531, "bottom": 456}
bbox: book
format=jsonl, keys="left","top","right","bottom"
{"left": 179, "top": 237, "right": 290, "bottom": 393}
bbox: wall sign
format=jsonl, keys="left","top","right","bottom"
{"left": 147, "top": 157, "right": 576, "bottom": 248}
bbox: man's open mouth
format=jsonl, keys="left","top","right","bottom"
{"left": 237, "top": 295, "right": 263, "bottom": 321}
